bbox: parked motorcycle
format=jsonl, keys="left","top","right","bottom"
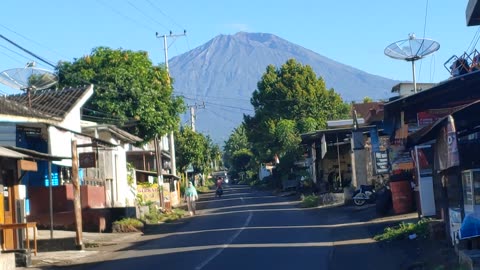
{"left": 352, "top": 185, "right": 376, "bottom": 206}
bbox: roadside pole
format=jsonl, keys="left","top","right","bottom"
{"left": 71, "top": 140, "right": 83, "bottom": 250}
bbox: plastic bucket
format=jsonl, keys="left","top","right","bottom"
{"left": 390, "top": 180, "right": 413, "bottom": 214}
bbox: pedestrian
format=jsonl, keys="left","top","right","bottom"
{"left": 185, "top": 181, "right": 199, "bottom": 216}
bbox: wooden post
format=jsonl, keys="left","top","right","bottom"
{"left": 71, "top": 140, "right": 83, "bottom": 250}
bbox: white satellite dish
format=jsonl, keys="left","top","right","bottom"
{"left": 385, "top": 34, "right": 440, "bottom": 93}
{"left": 0, "top": 62, "right": 58, "bottom": 107}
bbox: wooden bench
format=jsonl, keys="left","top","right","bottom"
{"left": 0, "top": 222, "right": 37, "bottom": 256}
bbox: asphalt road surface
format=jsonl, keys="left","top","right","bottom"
{"left": 65, "top": 184, "right": 405, "bottom": 270}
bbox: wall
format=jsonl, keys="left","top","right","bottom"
{"left": 81, "top": 185, "right": 106, "bottom": 208}
{"left": 0, "top": 123, "right": 16, "bottom": 146}
{"left": 28, "top": 184, "right": 106, "bottom": 215}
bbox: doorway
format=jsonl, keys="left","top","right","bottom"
{"left": 1, "top": 169, "right": 16, "bottom": 249}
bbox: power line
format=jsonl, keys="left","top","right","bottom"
{"left": 127, "top": 1, "right": 169, "bottom": 31}
{"left": 97, "top": 0, "right": 157, "bottom": 33}
{"left": 0, "top": 23, "right": 68, "bottom": 59}
{"left": 0, "top": 47, "right": 26, "bottom": 65}
{"left": 0, "top": 34, "right": 56, "bottom": 68}
{"left": 145, "top": 0, "right": 185, "bottom": 30}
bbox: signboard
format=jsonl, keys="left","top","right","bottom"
{"left": 79, "top": 152, "right": 96, "bottom": 168}
{"left": 374, "top": 150, "right": 389, "bottom": 175}
{"left": 137, "top": 184, "right": 160, "bottom": 203}
{"left": 17, "top": 160, "right": 37, "bottom": 172}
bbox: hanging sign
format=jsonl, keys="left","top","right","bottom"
{"left": 374, "top": 150, "right": 389, "bottom": 175}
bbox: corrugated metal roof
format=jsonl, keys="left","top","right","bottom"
{"left": 0, "top": 146, "right": 30, "bottom": 158}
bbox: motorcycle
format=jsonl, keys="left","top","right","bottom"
{"left": 352, "top": 185, "right": 376, "bottom": 206}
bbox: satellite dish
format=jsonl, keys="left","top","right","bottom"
{"left": 385, "top": 34, "right": 440, "bottom": 93}
{"left": 0, "top": 62, "right": 58, "bottom": 107}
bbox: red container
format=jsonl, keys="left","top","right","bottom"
{"left": 390, "top": 180, "right": 413, "bottom": 214}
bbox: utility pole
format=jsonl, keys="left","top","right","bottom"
{"left": 156, "top": 30, "right": 186, "bottom": 177}
{"left": 188, "top": 102, "right": 205, "bottom": 132}
{"left": 71, "top": 140, "right": 83, "bottom": 250}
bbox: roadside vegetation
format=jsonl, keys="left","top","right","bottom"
{"left": 374, "top": 219, "right": 431, "bottom": 241}
{"left": 223, "top": 59, "right": 350, "bottom": 189}
{"left": 299, "top": 194, "right": 320, "bottom": 208}
{"left": 112, "top": 218, "right": 144, "bottom": 232}
{"left": 142, "top": 206, "right": 187, "bottom": 224}
{"left": 196, "top": 178, "right": 215, "bottom": 193}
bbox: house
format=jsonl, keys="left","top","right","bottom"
{"left": 0, "top": 146, "right": 39, "bottom": 253}
{"left": 81, "top": 122, "right": 143, "bottom": 207}
{"left": 0, "top": 85, "right": 134, "bottom": 232}
{"left": 126, "top": 136, "right": 181, "bottom": 208}
{"left": 300, "top": 120, "right": 378, "bottom": 196}
{"left": 391, "top": 82, "right": 436, "bottom": 97}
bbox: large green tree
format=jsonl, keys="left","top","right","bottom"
{"left": 175, "top": 127, "right": 222, "bottom": 176}
{"left": 244, "top": 59, "right": 350, "bottom": 165}
{"left": 56, "top": 47, "right": 185, "bottom": 142}
{"left": 223, "top": 124, "right": 252, "bottom": 177}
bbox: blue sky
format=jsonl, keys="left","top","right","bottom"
{"left": 0, "top": 0, "right": 477, "bottom": 96}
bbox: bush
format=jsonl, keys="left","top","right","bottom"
{"left": 112, "top": 218, "right": 144, "bottom": 232}
{"left": 299, "top": 194, "right": 320, "bottom": 208}
{"left": 374, "top": 219, "right": 431, "bottom": 241}
{"left": 141, "top": 206, "right": 187, "bottom": 224}
{"left": 159, "top": 209, "right": 187, "bottom": 223}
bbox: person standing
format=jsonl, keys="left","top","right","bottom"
{"left": 185, "top": 181, "right": 199, "bottom": 216}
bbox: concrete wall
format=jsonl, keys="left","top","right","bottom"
{"left": 28, "top": 184, "right": 106, "bottom": 214}
{"left": 0, "top": 253, "right": 15, "bottom": 270}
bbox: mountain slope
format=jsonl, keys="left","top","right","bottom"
{"left": 169, "top": 32, "right": 397, "bottom": 144}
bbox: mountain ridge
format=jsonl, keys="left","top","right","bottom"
{"left": 169, "top": 32, "right": 398, "bottom": 144}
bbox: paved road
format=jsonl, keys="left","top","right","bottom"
{"left": 63, "top": 184, "right": 410, "bottom": 270}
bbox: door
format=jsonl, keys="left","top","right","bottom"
{"left": 414, "top": 145, "right": 436, "bottom": 217}
{"left": 2, "top": 169, "right": 15, "bottom": 249}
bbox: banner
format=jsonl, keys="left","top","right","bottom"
{"left": 321, "top": 134, "right": 327, "bottom": 159}
{"left": 436, "top": 115, "right": 459, "bottom": 171}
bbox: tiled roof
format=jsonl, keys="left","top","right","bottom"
{"left": 0, "top": 97, "right": 53, "bottom": 119}
{"left": 6, "top": 85, "right": 91, "bottom": 119}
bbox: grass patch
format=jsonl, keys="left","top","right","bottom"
{"left": 196, "top": 185, "right": 211, "bottom": 193}
{"left": 374, "top": 219, "right": 430, "bottom": 241}
{"left": 299, "top": 194, "right": 320, "bottom": 208}
{"left": 113, "top": 217, "right": 144, "bottom": 227}
{"left": 112, "top": 218, "right": 144, "bottom": 232}
{"left": 159, "top": 208, "right": 187, "bottom": 223}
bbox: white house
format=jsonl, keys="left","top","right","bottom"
{"left": 81, "top": 122, "right": 143, "bottom": 207}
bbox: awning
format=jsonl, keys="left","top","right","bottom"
{"left": 300, "top": 125, "right": 376, "bottom": 145}
{"left": 407, "top": 100, "right": 480, "bottom": 147}
{"left": 4, "top": 146, "right": 68, "bottom": 161}
{"left": 135, "top": 169, "right": 180, "bottom": 180}
{"left": 0, "top": 146, "right": 30, "bottom": 159}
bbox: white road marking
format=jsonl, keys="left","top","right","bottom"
{"left": 195, "top": 198, "right": 252, "bottom": 270}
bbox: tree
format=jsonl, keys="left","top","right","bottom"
{"left": 224, "top": 124, "right": 253, "bottom": 178}
{"left": 175, "top": 128, "right": 222, "bottom": 177}
{"left": 363, "top": 96, "right": 373, "bottom": 103}
{"left": 175, "top": 127, "right": 207, "bottom": 174}
{"left": 56, "top": 47, "right": 185, "bottom": 142}
{"left": 243, "top": 59, "right": 350, "bottom": 177}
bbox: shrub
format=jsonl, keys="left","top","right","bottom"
{"left": 112, "top": 218, "right": 144, "bottom": 232}
{"left": 374, "top": 219, "right": 431, "bottom": 241}
{"left": 299, "top": 194, "right": 320, "bottom": 208}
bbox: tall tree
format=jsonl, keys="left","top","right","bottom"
{"left": 244, "top": 59, "right": 350, "bottom": 164}
{"left": 56, "top": 47, "right": 185, "bottom": 142}
{"left": 224, "top": 124, "right": 252, "bottom": 177}
{"left": 175, "top": 127, "right": 222, "bottom": 176}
